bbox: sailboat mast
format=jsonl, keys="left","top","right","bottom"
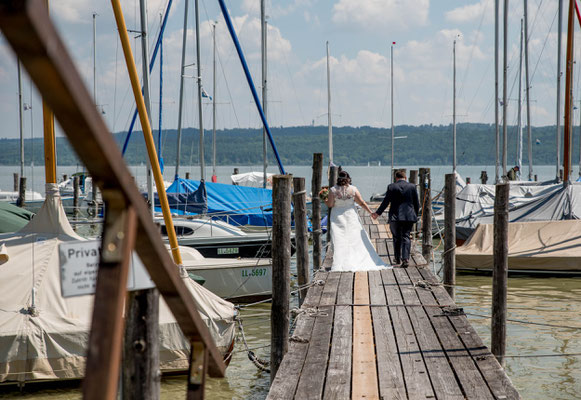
{"left": 517, "top": 18, "right": 523, "bottom": 178}
{"left": 502, "top": 0, "right": 508, "bottom": 178}
{"left": 453, "top": 40, "right": 456, "bottom": 173}
{"left": 212, "top": 22, "right": 217, "bottom": 181}
{"left": 140, "top": 0, "right": 154, "bottom": 214}
{"left": 17, "top": 60, "right": 24, "bottom": 178}
{"left": 391, "top": 43, "right": 394, "bottom": 183}
{"left": 195, "top": 0, "right": 205, "bottom": 180}
{"left": 563, "top": 0, "right": 575, "bottom": 183}
{"left": 326, "top": 41, "right": 333, "bottom": 165}
{"left": 93, "top": 13, "right": 97, "bottom": 106}
{"left": 261, "top": 0, "right": 267, "bottom": 188}
{"left": 524, "top": 0, "right": 533, "bottom": 181}
{"left": 42, "top": 1, "right": 56, "bottom": 184}
{"left": 495, "top": 0, "right": 500, "bottom": 183}
{"left": 175, "top": 0, "right": 189, "bottom": 179}
{"left": 557, "top": 0, "right": 563, "bottom": 179}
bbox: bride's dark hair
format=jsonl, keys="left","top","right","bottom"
{"left": 337, "top": 170, "right": 351, "bottom": 186}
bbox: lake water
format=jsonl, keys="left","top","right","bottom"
{"left": 1, "top": 164, "right": 580, "bottom": 399}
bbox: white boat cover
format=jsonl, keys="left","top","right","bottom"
{"left": 231, "top": 171, "right": 274, "bottom": 188}
{"left": 456, "top": 219, "right": 581, "bottom": 272}
{"left": 455, "top": 182, "right": 581, "bottom": 240}
{"left": 0, "top": 184, "right": 236, "bottom": 383}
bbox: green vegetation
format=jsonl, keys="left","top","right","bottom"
{"left": 0, "top": 123, "right": 576, "bottom": 166}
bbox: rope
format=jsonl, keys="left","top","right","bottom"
{"left": 236, "top": 318, "right": 270, "bottom": 373}
{"left": 464, "top": 312, "right": 581, "bottom": 330}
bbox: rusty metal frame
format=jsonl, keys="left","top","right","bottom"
{"left": 0, "top": 0, "right": 226, "bottom": 392}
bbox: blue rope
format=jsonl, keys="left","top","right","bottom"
{"left": 216, "top": 0, "right": 286, "bottom": 175}
{"left": 121, "top": 0, "right": 174, "bottom": 156}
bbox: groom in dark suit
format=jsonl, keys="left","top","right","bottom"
{"left": 372, "top": 169, "right": 419, "bottom": 268}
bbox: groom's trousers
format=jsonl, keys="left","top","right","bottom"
{"left": 389, "top": 221, "right": 414, "bottom": 262}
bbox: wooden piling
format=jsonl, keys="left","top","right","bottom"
{"left": 480, "top": 171, "right": 488, "bottom": 184}
{"left": 409, "top": 170, "right": 418, "bottom": 185}
{"left": 311, "top": 153, "right": 323, "bottom": 271}
{"left": 73, "top": 176, "right": 80, "bottom": 219}
{"left": 293, "top": 177, "right": 310, "bottom": 306}
{"left": 185, "top": 172, "right": 190, "bottom": 180}
{"left": 123, "top": 288, "right": 160, "bottom": 399}
{"left": 534, "top": 174, "right": 538, "bottom": 182}
{"left": 327, "top": 166, "right": 339, "bottom": 243}
{"left": 466, "top": 177, "right": 471, "bottom": 184}
{"left": 419, "top": 168, "right": 432, "bottom": 263}
{"left": 491, "top": 183, "right": 509, "bottom": 366}
{"left": 444, "top": 174, "right": 456, "bottom": 300}
{"left": 559, "top": 169, "right": 564, "bottom": 182}
{"left": 13, "top": 173, "right": 19, "bottom": 191}
{"left": 17, "top": 177, "right": 26, "bottom": 208}
{"left": 271, "top": 174, "right": 292, "bottom": 383}
{"left": 63, "top": 173, "right": 68, "bottom": 182}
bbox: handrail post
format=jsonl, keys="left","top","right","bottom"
{"left": 293, "top": 177, "right": 309, "bottom": 306}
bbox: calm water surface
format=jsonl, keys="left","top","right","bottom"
{"left": 1, "top": 165, "right": 580, "bottom": 399}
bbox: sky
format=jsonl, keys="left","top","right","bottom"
{"left": 0, "top": 0, "right": 577, "bottom": 139}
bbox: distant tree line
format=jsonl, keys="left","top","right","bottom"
{"left": 0, "top": 123, "right": 577, "bottom": 166}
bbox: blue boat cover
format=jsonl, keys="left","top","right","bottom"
{"left": 156, "top": 178, "right": 275, "bottom": 226}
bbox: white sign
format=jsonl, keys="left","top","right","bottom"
{"left": 59, "top": 240, "right": 155, "bottom": 298}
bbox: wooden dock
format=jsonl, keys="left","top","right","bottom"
{"left": 268, "top": 210, "right": 520, "bottom": 399}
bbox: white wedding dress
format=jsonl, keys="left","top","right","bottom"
{"left": 329, "top": 185, "right": 391, "bottom": 272}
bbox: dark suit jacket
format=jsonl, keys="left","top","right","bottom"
{"left": 375, "top": 179, "right": 420, "bottom": 222}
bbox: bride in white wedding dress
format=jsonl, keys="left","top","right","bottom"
{"left": 324, "top": 171, "right": 391, "bottom": 272}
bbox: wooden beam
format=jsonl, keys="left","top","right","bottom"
{"left": 83, "top": 195, "right": 136, "bottom": 400}
{"left": 0, "top": 0, "right": 225, "bottom": 377}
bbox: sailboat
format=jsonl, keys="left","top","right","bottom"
{"left": 456, "top": 0, "right": 581, "bottom": 274}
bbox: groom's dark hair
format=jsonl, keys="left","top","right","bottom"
{"left": 395, "top": 169, "right": 406, "bottom": 179}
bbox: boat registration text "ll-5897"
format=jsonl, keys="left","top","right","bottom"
{"left": 217, "top": 247, "right": 239, "bottom": 255}
{"left": 241, "top": 268, "right": 268, "bottom": 278}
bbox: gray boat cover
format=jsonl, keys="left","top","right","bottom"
{"left": 455, "top": 183, "right": 581, "bottom": 240}
{"left": 0, "top": 184, "right": 236, "bottom": 383}
{"left": 456, "top": 219, "right": 581, "bottom": 272}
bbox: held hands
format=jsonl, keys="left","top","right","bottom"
{"left": 371, "top": 212, "right": 378, "bottom": 220}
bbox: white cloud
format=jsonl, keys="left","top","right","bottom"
{"left": 332, "top": 0, "right": 430, "bottom": 31}
{"left": 445, "top": 0, "right": 492, "bottom": 24}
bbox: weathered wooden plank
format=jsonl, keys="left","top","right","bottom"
{"left": 368, "top": 271, "right": 406, "bottom": 399}
{"left": 416, "top": 267, "right": 521, "bottom": 400}
{"left": 394, "top": 267, "right": 464, "bottom": 399}
{"left": 267, "top": 272, "right": 328, "bottom": 400}
{"left": 381, "top": 268, "right": 435, "bottom": 399}
{"left": 369, "top": 223, "right": 379, "bottom": 239}
{"left": 407, "top": 267, "right": 494, "bottom": 400}
{"left": 376, "top": 238, "right": 388, "bottom": 257}
{"left": 352, "top": 272, "right": 379, "bottom": 400}
{"left": 323, "top": 272, "right": 354, "bottom": 400}
{"left": 295, "top": 272, "right": 341, "bottom": 399}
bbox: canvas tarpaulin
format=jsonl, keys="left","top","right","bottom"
{"left": 456, "top": 219, "right": 581, "bottom": 272}
{"left": 455, "top": 183, "right": 581, "bottom": 240}
{"left": 158, "top": 178, "right": 276, "bottom": 226}
{"left": 0, "top": 184, "right": 236, "bottom": 382}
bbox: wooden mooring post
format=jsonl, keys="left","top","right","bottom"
{"left": 419, "top": 168, "right": 432, "bottom": 263}
{"left": 185, "top": 172, "right": 190, "bottom": 180}
{"left": 73, "top": 175, "right": 80, "bottom": 220}
{"left": 13, "top": 172, "right": 19, "bottom": 191}
{"left": 123, "top": 288, "right": 160, "bottom": 399}
{"left": 492, "top": 183, "right": 509, "bottom": 366}
{"left": 480, "top": 170, "right": 488, "bottom": 184}
{"left": 327, "top": 166, "right": 339, "bottom": 243}
{"left": 293, "top": 177, "right": 310, "bottom": 306}
{"left": 17, "top": 176, "right": 26, "bottom": 208}
{"left": 311, "top": 153, "right": 323, "bottom": 270}
{"left": 444, "top": 173, "right": 456, "bottom": 299}
{"left": 271, "top": 174, "right": 292, "bottom": 383}
{"left": 409, "top": 170, "right": 418, "bottom": 185}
